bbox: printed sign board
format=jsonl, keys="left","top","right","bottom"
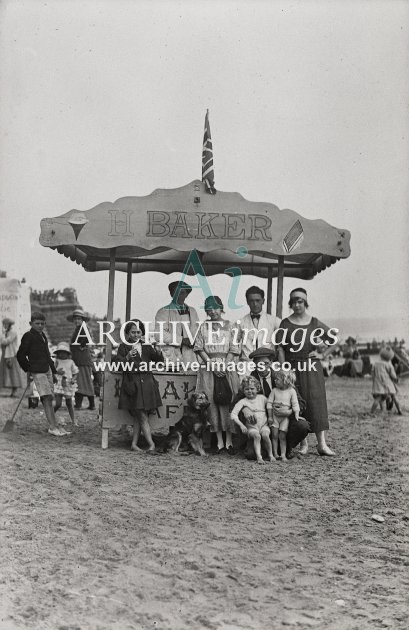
{"left": 101, "top": 370, "right": 197, "bottom": 434}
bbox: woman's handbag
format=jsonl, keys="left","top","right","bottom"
{"left": 213, "top": 374, "right": 233, "bottom": 406}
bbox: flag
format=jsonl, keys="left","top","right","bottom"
{"left": 283, "top": 220, "right": 304, "bottom": 253}
{"left": 202, "top": 109, "right": 216, "bottom": 194}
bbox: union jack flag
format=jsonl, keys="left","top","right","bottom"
{"left": 202, "top": 109, "right": 216, "bottom": 194}
{"left": 283, "top": 220, "right": 304, "bottom": 253}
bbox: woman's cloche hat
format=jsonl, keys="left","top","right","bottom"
{"left": 67, "top": 309, "right": 90, "bottom": 322}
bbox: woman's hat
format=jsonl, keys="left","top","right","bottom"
{"left": 55, "top": 342, "right": 71, "bottom": 355}
{"left": 204, "top": 295, "right": 224, "bottom": 310}
{"left": 2, "top": 317, "right": 14, "bottom": 326}
{"left": 380, "top": 346, "right": 394, "bottom": 361}
{"left": 168, "top": 280, "right": 192, "bottom": 295}
{"left": 249, "top": 346, "right": 276, "bottom": 360}
{"left": 289, "top": 288, "right": 308, "bottom": 300}
{"left": 67, "top": 309, "right": 90, "bottom": 322}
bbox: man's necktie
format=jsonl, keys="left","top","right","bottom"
{"left": 251, "top": 314, "right": 260, "bottom": 348}
{"left": 262, "top": 376, "right": 271, "bottom": 397}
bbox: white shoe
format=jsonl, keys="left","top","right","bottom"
{"left": 48, "top": 427, "right": 67, "bottom": 436}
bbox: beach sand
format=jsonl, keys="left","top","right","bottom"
{"left": 0, "top": 377, "right": 408, "bottom": 630}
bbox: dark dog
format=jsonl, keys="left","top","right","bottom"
{"left": 164, "top": 392, "right": 210, "bottom": 456}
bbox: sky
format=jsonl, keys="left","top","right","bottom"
{"left": 0, "top": 0, "right": 408, "bottom": 338}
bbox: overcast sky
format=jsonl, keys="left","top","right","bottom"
{"left": 0, "top": 0, "right": 408, "bottom": 335}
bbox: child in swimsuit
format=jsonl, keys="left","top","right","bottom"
{"left": 267, "top": 369, "right": 300, "bottom": 462}
{"left": 231, "top": 376, "right": 274, "bottom": 464}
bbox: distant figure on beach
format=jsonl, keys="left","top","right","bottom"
{"left": 371, "top": 346, "right": 402, "bottom": 415}
{"left": 342, "top": 349, "right": 363, "bottom": 378}
{"left": 0, "top": 317, "right": 23, "bottom": 396}
{"left": 154, "top": 281, "right": 199, "bottom": 365}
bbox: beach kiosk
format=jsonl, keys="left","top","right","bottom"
{"left": 39, "top": 180, "right": 350, "bottom": 447}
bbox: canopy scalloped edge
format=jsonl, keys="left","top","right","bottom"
{"left": 39, "top": 180, "right": 351, "bottom": 278}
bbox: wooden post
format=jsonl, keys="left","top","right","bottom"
{"left": 276, "top": 256, "right": 284, "bottom": 319}
{"left": 102, "top": 248, "right": 116, "bottom": 449}
{"left": 266, "top": 267, "right": 273, "bottom": 315}
{"left": 125, "top": 261, "right": 132, "bottom": 321}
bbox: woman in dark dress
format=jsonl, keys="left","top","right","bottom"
{"left": 118, "top": 320, "right": 163, "bottom": 452}
{"left": 278, "top": 288, "right": 335, "bottom": 456}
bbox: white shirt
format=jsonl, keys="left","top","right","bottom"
{"left": 238, "top": 311, "right": 281, "bottom": 363}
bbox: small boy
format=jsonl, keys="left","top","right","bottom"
{"left": 17, "top": 312, "right": 69, "bottom": 436}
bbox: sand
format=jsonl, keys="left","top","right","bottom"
{"left": 0, "top": 377, "right": 408, "bottom": 630}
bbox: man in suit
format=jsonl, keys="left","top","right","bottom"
{"left": 237, "top": 286, "right": 281, "bottom": 376}
{"left": 238, "top": 346, "right": 310, "bottom": 458}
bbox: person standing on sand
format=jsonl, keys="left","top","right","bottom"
{"left": 17, "top": 312, "right": 69, "bottom": 436}
{"left": 68, "top": 309, "right": 95, "bottom": 411}
{"left": 278, "top": 288, "right": 335, "bottom": 456}
{"left": 0, "top": 317, "right": 23, "bottom": 396}
{"left": 194, "top": 295, "right": 241, "bottom": 454}
{"left": 371, "top": 346, "right": 402, "bottom": 415}
{"left": 117, "top": 319, "right": 163, "bottom": 453}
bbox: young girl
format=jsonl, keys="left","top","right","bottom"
{"left": 231, "top": 376, "right": 274, "bottom": 464}
{"left": 371, "top": 346, "right": 402, "bottom": 415}
{"left": 53, "top": 342, "right": 79, "bottom": 426}
{"left": 267, "top": 369, "right": 300, "bottom": 462}
{"left": 117, "top": 320, "right": 164, "bottom": 452}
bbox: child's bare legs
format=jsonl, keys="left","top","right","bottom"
{"left": 42, "top": 395, "right": 57, "bottom": 429}
{"left": 131, "top": 422, "right": 141, "bottom": 451}
{"left": 248, "top": 428, "right": 264, "bottom": 464}
{"left": 225, "top": 429, "right": 233, "bottom": 450}
{"left": 65, "top": 397, "right": 76, "bottom": 424}
{"left": 129, "top": 411, "right": 142, "bottom": 451}
{"left": 261, "top": 427, "right": 274, "bottom": 461}
{"left": 271, "top": 426, "right": 279, "bottom": 459}
{"left": 392, "top": 395, "right": 402, "bottom": 415}
{"left": 279, "top": 430, "right": 288, "bottom": 462}
{"left": 137, "top": 410, "right": 155, "bottom": 451}
{"left": 370, "top": 399, "right": 379, "bottom": 414}
{"left": 54, "top": 393, "right": 63, "bottom": 413}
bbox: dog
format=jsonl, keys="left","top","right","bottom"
{"left": 163, "top": 392, "right": 210, "bottom": 456}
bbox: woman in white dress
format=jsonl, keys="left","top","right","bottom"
{"left": 194, "top": 296, "right": 241, "bottom": 453}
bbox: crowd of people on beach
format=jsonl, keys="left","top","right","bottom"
{"left": 0, "top": 281, "right": 404, "bottom": 461}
